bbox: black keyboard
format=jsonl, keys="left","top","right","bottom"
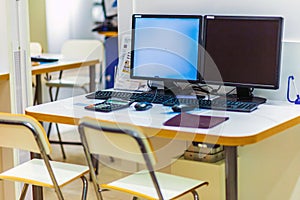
{"left": 163, "top": 97, "right": 258, "bottom": 112}
{"left": 198, "top": 99, "right": 258, "bottom": 112}
{"left": 86, "top": 90, "right": 258, "bottom": 112}
{"left": 86, "top": 90, "right": 175, "bottom": 104}
{"left": 134, "top": 93, "right": 174, "bottom": 104}
{"left": 162, "top": 97, "right": 200, "bottom": 106}
{"left": 86, "top": 90, "right": 141, "bottom": 100}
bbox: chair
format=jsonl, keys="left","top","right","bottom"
{"left": 78, "top": 117, "right": 208, "bottom": 200}
{"left": 45, "top": 39, "right": 105, "bottom": 159}
{"left": 30, "top": 42, "right": 43, "bottom": 57}
{"left": 46, "top": 39, "right": 105, "bottom": 95}
{"left": 0, "top": 112, "right": 89, "bottom": 200}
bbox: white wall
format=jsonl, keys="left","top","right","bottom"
{"left": 118, "top": 0, "right": 300, "bottom": 101}
{"left": 131, "top": 0, "right": 300, "bottom": 41}
{"left": 45, "top": 0, "right": 96, "bottom": 53}
{"left": 0, "top": 0, "right": 10, "bottom": 74}
{"left": 118, "top": 0, "right": 133, "bottom": 39}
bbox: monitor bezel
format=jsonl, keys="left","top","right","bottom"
{"left": 202, "top": 15, "right": 283, "bottom": 90}
{"left": 130, "top": 14, "right": 203, "bottom": 84}
{"left": 103, "top": 0, "right": 117, "bottom": 19}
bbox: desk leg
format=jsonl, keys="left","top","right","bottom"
{"left": 33, "top": 76, "right": 44, "bottom": 200}
{"left": 224, "top": 146, "right": 238, "bottom": 200}
{"left": 88, "top": 64, "right": 99, "bottom": 174}
{"left": 89, "top": 65, "right": 96, "bottom": 92}
{"left": 35, "top": 74, "right": 43, "bottom": 105}
{"left": 31, "top": 153, "right": 43, "bottom": 200}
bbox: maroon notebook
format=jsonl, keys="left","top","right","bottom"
{"left": 163, "top": 113, "right": 229, "bottom": 129}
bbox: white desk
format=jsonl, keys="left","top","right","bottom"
{"left": 32, "top": 59, "right": 99, "bottom": 104}
{"left": 26, "top": 93, "right": 300, "bottom": 200}
{"left": 1, "top": 59, "right": 99, "bottom": 104}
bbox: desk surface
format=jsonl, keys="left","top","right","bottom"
{"left": 31, "top": 59, "right": 99, "bottom": 75}
{"left": 25, "top": 93, "right": 300, "bottom": 146}
{"left": 0, "top": 59, "right": 99, "bottom": 80}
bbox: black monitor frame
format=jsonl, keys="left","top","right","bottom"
{"left": 103, "top": 0, "right": 117, "bottom": 19}
{"left": 202, "top": 15, "right": 283, "bottom": 103}
{"left": 130, "top": 14, "right": 203, "bottom": 94}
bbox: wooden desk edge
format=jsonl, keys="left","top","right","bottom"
{"left": 25, "top": 110, "right": 300, "bottom": 147}
{"left": 98, "top": 31, "right": 118, "bottom": 37}
{"left": 0, "top": 73, "right": 9, "bottom": 81}
{"left": 1, "top": 60, "right": 100, "bottom": 80}
{"left": 25, "top": 110, "right": 80, "bottom": 125}
{"left": 31, "top": 59, "right": 99, "bottom": 75}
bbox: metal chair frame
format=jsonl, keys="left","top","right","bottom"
{"left": 78, "top": 118, "right": 207, "bottom": 200}
{"left": 0, "top": 115, "right": 88, "bottom": 200}
{"left": 45, "top": 39, "right": 105, "bottom": 160}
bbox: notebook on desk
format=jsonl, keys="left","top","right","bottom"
{"left": 163, "top": 113, "right": 229, "bottom": 129}
{"left": 31, "top": 56, "right": 59, "bottom": 63}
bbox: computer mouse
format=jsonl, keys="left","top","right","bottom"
{"left": 172, "top": 104, "right": 196, "bottom": 112}
{"left": 134, "top": 102, "right": 153, "bottom": 111}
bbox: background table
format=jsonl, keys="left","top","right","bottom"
{"left": 0, "top": 59, "right": 99, "bottom": 104}
{"left": 0, "top": 73, "right": 9, "bottom": 81}
{"left": 32, "top": 59, "right": 99, "bottom": 104}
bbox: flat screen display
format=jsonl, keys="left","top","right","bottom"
{"left": 103, "top": 0, "right": 117, "bottom": 19}
{"left": 202, "top": 15, "right": 283, "bottom": 89}
{"left": 130, "top": 14, "right": 202, "bottom": 82}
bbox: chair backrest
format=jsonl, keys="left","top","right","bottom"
{"left": 30, "top": 42, "right": 43, "bottom": 56}
{"left": 79, "top": 117, "right": 166, "bottom": 200}
{"left": 0, "top": 112, "right": 51, "bottom": 154}
{"left": 78, "top": 117, "right": 157, "bottom": 167}
{"left": 61, "top": 39, "right": 104, "bottom": 62}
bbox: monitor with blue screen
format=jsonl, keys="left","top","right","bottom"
{"left": 130, "top": 14, "right": 202, "bottom": 90}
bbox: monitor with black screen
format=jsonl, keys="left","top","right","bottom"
{"left": 202, "top": 15, "right": 283, "bottom": 104}
{"left": 130, "top": 14, "right": 202, "bottom": 94}
{"left": 91, "top": 0, "right": 117, "bottom": 32}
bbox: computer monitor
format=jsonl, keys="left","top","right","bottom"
{"left": 103, "top": 0, "right": 117, "bottom": 19}
{"left": 202, "top": 15, "right": 283, "bottom": 104}
{"left": 130, "top": 14, "right": 202, "bottom": 94}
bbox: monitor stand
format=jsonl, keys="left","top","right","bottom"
{"left": 227, "top": 87, "right": 267, "bottom": 104}
{"left": 148, "top": 81, "right": 193, "bottom": 96}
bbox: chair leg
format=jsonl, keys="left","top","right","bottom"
{"left": 49, "top": 85, "right": 61, "bottom": 102}
{"left": 92, "top": 154, "right": 99, "bottom": 175}
{"left": 19, "top": 183, "right": 29, "bottom": 200}
{"left": 49, "top": 86, "right": 54, "bottom": 102}
{"left": 55, "top": 123, "right": 67, "bottom": 160}
{"left": 54, "top": 87, "right": 60, "bottom": 101}
{"left": 81, "top": 86, "right": 89, "bottom": 93}
{"left": 48, "top": 86, "right": 67, "bottom": 159}
{"left": 33, "top": 83, "right": 38, "bottom": 105}
{"left": 47, "top": 122, "right": 53, "bottom": 138}
{"left": 80, "top": 176, "right": 88, "bottom": 200}
{"left": 191, "top": 190, "right": 200, "bottom": 200}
